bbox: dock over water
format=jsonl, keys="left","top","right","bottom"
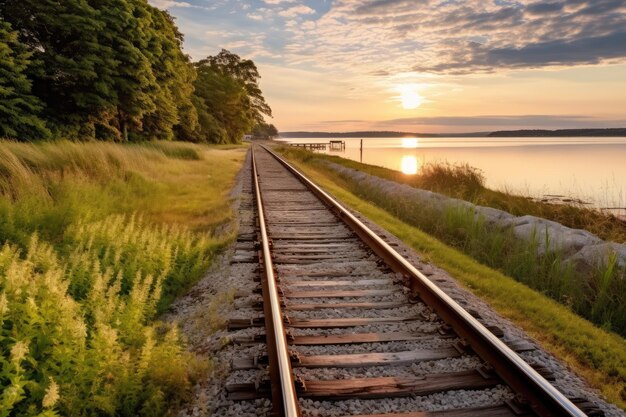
{"left": 288, "top": 140, "right": 346, "bottom": 151}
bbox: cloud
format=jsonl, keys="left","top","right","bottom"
{"left": 355, "top": 0, "right": 431, "bottom": 15}
{"left": 413, "top": 31, "right": 626, "bottom": 73}
{"left": 525, "top": 2, "right": 565, "bottom": 15}
{"left": 278, "top": 5, "right": 316, "bottom": 18}
{"left": 278, "top": 0, "right": 626, "bottom": 75}
{"left": 247, "top": 7, "right": 273, "bottom": 21}
{"left": 377, "top": 115, "right": 609, "bottom": 127}
{"left": 485, "top": 31, "right": 626, "bottom": 67}
{"left": 148, "top": 0, "right": 196, "bottom": 9}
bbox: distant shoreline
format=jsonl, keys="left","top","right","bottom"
{"left": 488, "top": 128, "right": 626, "bottom": 137}
{"left": 279, "top": 128, "right": 626, "bottom": 138}
{"left": 279, "top": 131, "right": 484, "bottom": 138}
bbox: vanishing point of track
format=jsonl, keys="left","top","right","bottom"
{"left": 227, "top": 144, "right": 600, "bottom": 417}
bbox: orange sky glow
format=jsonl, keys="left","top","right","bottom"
{"left": 150, "top": 0, "right": 626, "bottom": 133}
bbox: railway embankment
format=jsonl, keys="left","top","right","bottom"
{"left": 326, "top": 161, "right": 626, "bottom": 274}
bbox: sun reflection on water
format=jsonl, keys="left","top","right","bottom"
{"left": 400, "top": 155, "right": 419, "bottom": 175}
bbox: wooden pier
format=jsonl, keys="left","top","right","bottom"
{"left": 288, "top": 140, "right": 345, "bottom": 151}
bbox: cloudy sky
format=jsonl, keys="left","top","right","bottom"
{"left": 149, "top": 0, "right": 626, "bottom": 133}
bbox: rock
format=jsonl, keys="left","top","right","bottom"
{"left": 566, "top": 242, "right": 626, "bottom": 274}
{"left": 510, "top": 216, "right": 603, "bottom": 256}
{"left": 474, "top": 205, "right": 515, "bottom": 225}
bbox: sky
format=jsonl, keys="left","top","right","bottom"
{"left": 148, "top": 0, "right": 626, "bottom": 133}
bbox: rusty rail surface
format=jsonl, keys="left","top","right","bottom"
{"left": 252, "top": 148, "right": 301, "bottom": 417}
{"left": 258, "top": 144, "right": 587, "bottom": 417}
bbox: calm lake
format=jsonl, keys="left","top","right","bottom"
{"left": 275, "top": 137, "right": 626, "bottom": 216}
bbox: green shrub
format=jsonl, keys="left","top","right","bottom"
{"left": 0, "top": 238, "right": 208, "bottom": 416}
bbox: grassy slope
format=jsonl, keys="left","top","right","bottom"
{"left": 0, "top": 141, "right": 246, "bottom": 416}
{"left": 287, "top": 149, "right": 626, "bottom": 243}
{"left": 280, "top": 151, "right": 626, "bottom": 410}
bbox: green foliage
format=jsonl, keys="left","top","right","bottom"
{"left": 192, "top": 65, "right": 249, "bottom": 143}
{"left": 419, "top": 162, "right": 485, "bottom": 200}
{"left": 0, "top": 0, "right": 206, "bottom": 142}
{"left": 251, "top": 122, "right": 279, "bottom": 138}
{"left": 65, "top": 214, "right": 215, "bottom": 311}
{"left": 191, "top": 50, "right": 272, "bottom": 143}
{"left": 0, "top": 3, "right": 272, "bottom": 143}
{"left": 202, "top": 49, "right": 272, "bottom": 123}
{"left": 93, "top": 0, "right": 159, "bottom": 141}
{"left": 1, "top": 0, "right": 116, "bottom": 137}
{"left": 0, "top": 140, "right": 244, "bottom": 416}
{"left": 0, "top": 239, "right": 206, "bottom": 416}
{"left": 0, "top": 21, "right": 49, "bottom": 140}
{"left": 140, "top": 8, "right": 198, "bottom": 142}
{"left": 141, "top": 141, "right": 202, "bottom": 160}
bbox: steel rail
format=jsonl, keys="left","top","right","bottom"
{"left": 251, "top": 148, "right": 301, "bottom": 417}
{"left": 260, "top": 145, "right": 586, "bottom": 417}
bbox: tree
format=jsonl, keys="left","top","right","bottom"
{"left": 192, "top": 63, "right": 252, "bottom": 143}
{"left": 0, "top": 21, "right": 49, "bottom": 140}
{"left": 140, "top": 7, "right": 198, "bottom": 141}
{"left": 191, "top": 50, "right": 272, "bottom": 143}
{"left": 199, "top": 50, "right": 272, "bottom": 124}
{"left": 91, "top": 0, "right": 158, "bottom": 141}
{"left": 0, "top": 0, "right": 198, "bottom": 141}
{"left": 251, "top": 122, "right": 278, "bottom": 139}
{"left": 0, "top": 5, "right": 270, "bottom": 143}
{"left": 1, "top": 0, "right": 118, "bottom": 138}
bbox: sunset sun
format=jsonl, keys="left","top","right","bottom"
{"left": 398, "top": 84, "right": 423, "bottom": 109}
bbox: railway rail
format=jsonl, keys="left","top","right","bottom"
{"left": 226, "top": 144, "right": 603, "bottom": 417}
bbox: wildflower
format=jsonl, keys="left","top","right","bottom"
{"left": 42, "top": 377, "right": 60, "bottom": 408}
{"left": 4, "top": 385, "right": 22, "bottom": 404}
{"left": 10, "top": 341, "right": 29, "bottom": 364}
{"left": 0, "top": 292, "right": 8, "bottom": 315}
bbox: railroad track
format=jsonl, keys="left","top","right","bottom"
{"left": 226, "top": 145, "right": 603, "bottom": 417}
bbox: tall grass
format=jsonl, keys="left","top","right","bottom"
{"left": 0, "top": 141, "right": 245, "bottom": 416}
{"left": 278, "top": 147, "right": 626, "bottom": 336}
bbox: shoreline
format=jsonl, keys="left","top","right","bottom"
{"left": 273, "top": 138, "right": 626, "bottom": 218}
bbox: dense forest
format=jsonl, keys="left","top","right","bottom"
{"left": 0, "top": 0, "right": 276, "bottom": 143}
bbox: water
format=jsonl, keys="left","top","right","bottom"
{"left": 275, "top": 137, "right": 626, "bottom": 216}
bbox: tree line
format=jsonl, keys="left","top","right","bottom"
{"left": 0, "top": 0, "right": 276, "bottom": 143}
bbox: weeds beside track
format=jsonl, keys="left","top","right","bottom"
{"left": 0, "top": 141, "right": 246, "bottom": 416}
